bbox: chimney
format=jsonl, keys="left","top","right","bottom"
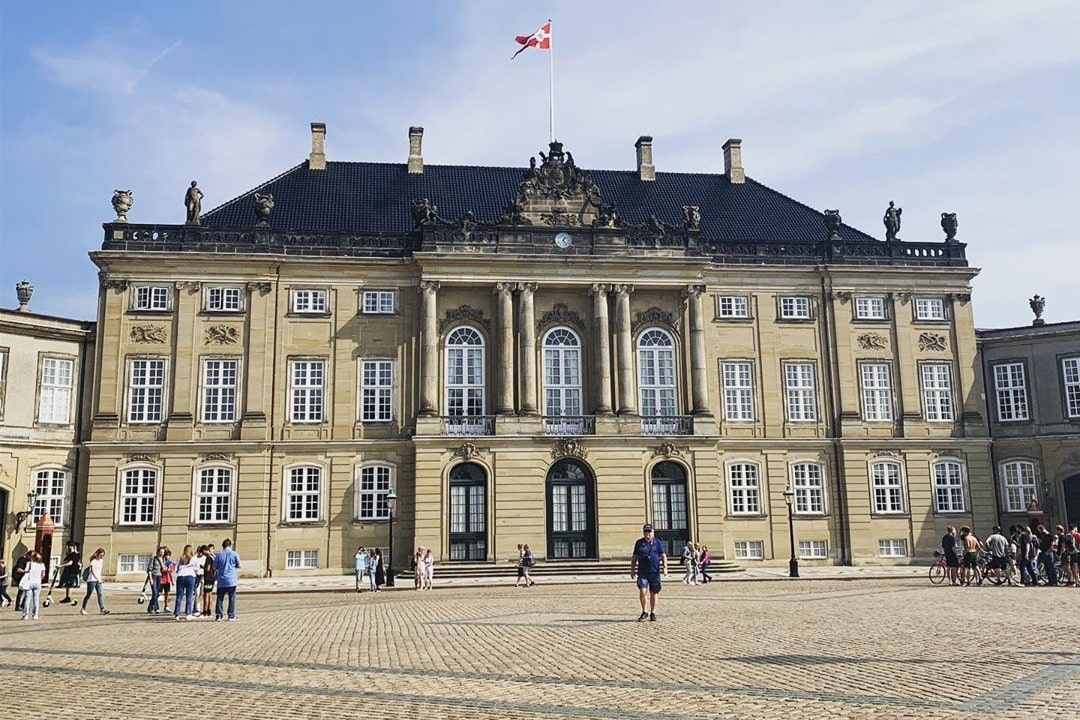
{"left": 723, "top": 138, "right": 745, "bottom": 184}
{"left": 408, "top": 126, "right": 424, "bottom": 174}
{"left": 309, "top": 122, "right": 327, "bottom": 170}
{"left": 635, "top": 136, "right": 655, "bottom": 181}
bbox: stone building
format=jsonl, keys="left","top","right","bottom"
{"left": 80, "top": 124, "right": 995, "bottom": 578}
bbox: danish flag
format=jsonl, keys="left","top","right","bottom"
{"left": 512, "top": 22, "right": 551, "bottom": 59}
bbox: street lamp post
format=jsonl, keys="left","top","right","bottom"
{"left": 14, "top": 490, "right": 39, "bottom": 533}
{"left": 782, "top": 487, "right": 800, "bottom": 578}
{"left": 385, "top": 489, "right": 398, "bottom": 587}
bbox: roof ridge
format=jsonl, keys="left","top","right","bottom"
{"left": 202, "top": 160, "right": 307, "bottom": 220}
{"left": 741, "top": 177, "right": 879, "bottom": 243}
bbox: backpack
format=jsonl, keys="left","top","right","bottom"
{"left": 82, "top": 566, "right": 92, "bottom": 581}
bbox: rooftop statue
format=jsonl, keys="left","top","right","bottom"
{"left": 940, "top": 212, "right": 958, "bottom": 241}
{"left": 185, "top": 181, "right": 203, "bottom": 225}
{"left": 824, "top": 209, "right": 842, "bottom": 239}
{"left": 111, "top": 189, "right": 133, "bottom": 223}
{"left": 883, "top": 201, "right": 901, "bottom": 242}
{"left": 254, "top": 193, "right": 274, "bottom": 225}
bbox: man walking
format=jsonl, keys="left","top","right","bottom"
{"left": 56, "top": 542, "right": 82, "bottom": 604}
{"left": 213, "top": 538, "right": 241, "bottom": 621}
{"left": 630, "top": 523, "right": 667, "bottom": 622}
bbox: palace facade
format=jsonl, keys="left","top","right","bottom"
{"left": 76, "top": 125, "right": 996, "bottom": 577}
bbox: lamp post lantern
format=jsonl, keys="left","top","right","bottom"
{"left": 385, "top": 489, "right": 398, "bottom": 587}
{"left": 14, "top": 490, "right": 39, "bottom": 533}
{"left": 782, "top": 486, "right": 800, "bottom": 578}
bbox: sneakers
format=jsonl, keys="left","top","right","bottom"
{"left": 638, "top": 611, "right": 648, "bottom": 622}
{"left": 185, "top": 614, "right": 194, "bottom": 620}
{"left": 193, "top": 611, "right": 201, "bottom": 618}
{"left": 101, "top": 609, "right": 110, "bottom": 615}
{"left": 80, "top": 609, "right": 88, "bottom": 615}
{"left": 175, "top": 615, "right": 182, "bottom": 621}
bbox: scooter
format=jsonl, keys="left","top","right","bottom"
{"left": 41, "top": 566, "right": 61, "bottom": 608}
{"left": 137, "top": 577, "right": 149, "bottom": 604}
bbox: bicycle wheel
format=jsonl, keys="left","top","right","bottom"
{"left": 986, "top": 566, "right": 1005, "bottom": 586}
{"left": 929, "top": 563, "right": 947, "bottom": 585}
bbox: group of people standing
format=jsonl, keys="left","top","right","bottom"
{"left": 141, "top": 540, "right": 241, "bottom": 620}
{"left": 679, "top": 540, "right": 714, "bottom": 585}
{"left": 413, "top": 547, "right": 435, "bottom": 590}
{"left": 353, "top": 546, "right": 388, "bottom": 593}
{"left": 0, "top": 543, "right": 105, "bottom": 620}
{"left": 940, "top": 523, "right": 1080, "bottom": 587}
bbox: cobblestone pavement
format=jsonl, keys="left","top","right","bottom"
{"left": 2, "top": 579, "right": 1076, "bottom": 719}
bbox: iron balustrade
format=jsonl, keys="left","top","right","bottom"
{"left": 443, "top": 415, "right": 495, "bottom": 436}
{"left": 640, "top": 415, "right": 693, "bottom": 436}
{"left": 542, "top": 415, "right": 596, "bottom": 436}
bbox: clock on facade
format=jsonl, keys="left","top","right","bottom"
{"left": 554, "top": 232, "right": 573, "bottom": 249}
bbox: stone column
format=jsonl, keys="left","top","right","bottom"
{"left": 614, "top": 284, "right": 637, "bottom": 415}
{"left": 418, "top": 281, "right": 440, "bottom": 416}
{"left": 495, "top": 283, "right": 516, "bottom": 414}
{"left": 590, "top": 283, "right": 613, "bottom": 415}
{"left": 684, "top": 284, "right": 711, "bottom": 415}
{"left": 518, "top": 283, "right": 538, "bottom": 415}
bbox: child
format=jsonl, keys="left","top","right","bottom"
{"left": 160, "top": 547, "right": 174, "bottom": 612}
{"left": 201, "top": 544, "right": 216, "bottom": 618}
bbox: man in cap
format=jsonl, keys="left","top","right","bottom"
{"left": 630, "top": 523, "right": 668, "bottom": 622}
{"left": 56, "top": 541, "right": 82, "bottom": 604}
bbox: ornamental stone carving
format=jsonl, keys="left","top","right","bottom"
{"left": 537, "top": 303, "right": 585, "bottom": 334}
{"left": 202, "top": 453, "right": 232, "bottom": 462}
{"left": 412, "top": 198, "right": 440, "bottom": 227}
{"left": 519, "top": 141, "right": 601, "bottom": 203}
{"left": 857, "top": 333, "right": 888, "bottom": 350}
{"left": 541, "top": 209, "right": 581, "bottom": 226}
{"left": 206, "top": 325, "right": 240, "bottom": 344}
{"left": 246, "top": 281, "right": 272, "bottom": 294}
{"left": 1064, "top": 452, "right": 1080, "bottom": 467}
{"left": 175, "top": 280, "right": 201, "bottom": 293}
{"left": 869, "top": 450, "right": 902, "bottom": 459}
{"left": 824, "top": 209, "right": 842, "bottom": 239}
{"left": 918, "top": 332, "right": 948, "bottom": 352}
{"left": 632, "top": 306, "right": 679, "bottom": 334}
{"left": 653, "top": 442, "right": 683, "bottom": 459}
{"left": 127, "top": 454, "right": 157, "bottom": 463}
{"left": 111, "top": 189, "right": 133, "bottom": 222}
{"left": 418, "top": 280, "right": 441, "bottom": 295}
{"left": 130, "top": 325, "right": 167, "bottom": 343}
{"left": 941, "top": 212, "right": 958, "bottom": 241}
{"left": 593, "top": 203, "right": 619, "bottom": 228}
{"left": 254, "top": 193, "right": 274, "bottom": 225}
{"left": 99, "top": 273, "right": 129, "bottom": 291}
{"left": 453, "top": 443, "right": 481, "bottom": 461}
{"left": 883, "top": 201, "right": 902, "bottom": 242}
{"left": 682, "top": 205, "right": 701, "bottom": 231}
{"left": 439, "top": 304, "right": 491, "bottom": 335}
{"left": 551, "top": 437, "right": 588, "bottom": 460}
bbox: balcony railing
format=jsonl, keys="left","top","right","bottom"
{"left": 641, "top": 415, "right": 693, "bottom": 436}
{"left": 542, "top": 415, "right": 596, "bottom": 436}
{"left": 443, "top": 415, "right": 495, "bottom": 436}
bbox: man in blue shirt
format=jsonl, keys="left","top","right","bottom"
{"left": 213, "top": 538, "right": 242, "bottom": 621}
{"left": 630, "top": 523, "right": 668, "bottom": 622}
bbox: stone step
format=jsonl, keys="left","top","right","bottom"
{"left": 398, "top": 559, "right": 743, "bottom": 579}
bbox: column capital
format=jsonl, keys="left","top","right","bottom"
{"left": 681, "top": 284, "right": 706, "bottom": 299}
{"left": 516, "top": 282, "right": 539, "bottom": 295}
{"left": 589, "top": 283, "right": 611, "bottom": 296}
{"left": 494, "top": 282, "right": 515, "bottom": 295}
{"left": 419, "top": 280, "right": 441, "bottom": 295}
{"left": 613, "top": 284, "right": 635, "bottom": 295}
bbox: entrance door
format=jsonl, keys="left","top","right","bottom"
{"left": 651, "top": 461, "right": 689, "bottom": 557}
{"left": 448, "top": 463, "right": 487, "bottom": 561}
{"left": 547, "top": 459, "right": 596, "bottom": 559}
{"left": 1065, "top": 475, "right": 1080, "bottom": 528}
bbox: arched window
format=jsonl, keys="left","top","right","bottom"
{"left": 446, "top": 327, "right": 485, "bottom": 417}
{"left": 543, "top": 327, "right": 582, "bottom": 418}
{"left": 932, "top": 460, "right": 966, "bottom": 513}
{"left": 638, "top": 329, "right": 677, "bottom": 423}
{"left": 449, "top": 463, "right": 487, "bottom": 561}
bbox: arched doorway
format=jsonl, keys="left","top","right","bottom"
{"left": 448, "top": 463, "right": 487, "bottom": 561}
{"left": 546, "top": 459, "right": 597, "bottom": 559}
{"left": 651, "top": 461, "right": 690, "bottom": 557}
{"left": 1064, "top": 475, "right": 1080, "bottom": 528}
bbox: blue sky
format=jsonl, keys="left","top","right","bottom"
{"left": 2, "top": 1, "right": 1078, "bottom": 327}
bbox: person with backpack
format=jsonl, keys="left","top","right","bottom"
{"left": 145, "top": 546, "right": 166, "bottom": 614}
{"left": 80, "top": 548, "right": 110, "bottom": 616}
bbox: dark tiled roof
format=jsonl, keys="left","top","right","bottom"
{"left": 202, "top": 160, "right": 878, "bottom": 243}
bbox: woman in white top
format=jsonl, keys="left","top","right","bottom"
{"left": 173, "top": 545, "right": 201, "bottom": 619}
{"left": 422, "top": 549, "right": 434, "bottom": 590}
{"left": 80, "top": 548, "right": 109, "bottom": 615}
{"left": 19, "top": 552, "right": 46, "bottom": 620}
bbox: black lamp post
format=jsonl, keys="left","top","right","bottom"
{"left": 14, "top": 490, "right": 38, "bottom": 533}
{"left": 782, "top": 487, "right": 800, "bottom": 578}
{"left": 385, "top": 489, "right": 398, "bottom": 587}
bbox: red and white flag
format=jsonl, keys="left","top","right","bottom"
{"left": 511, "top": 21, "right": 551, "bottom": 59}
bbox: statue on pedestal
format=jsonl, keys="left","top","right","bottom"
{"left": 883, "top": 201, "right": 902, "bottom": 242}
{"left": 111, "top": 189, "right": 133, "bottom": 223}
{"left": 185, "top": 181, "right": 203, "bottom": 225}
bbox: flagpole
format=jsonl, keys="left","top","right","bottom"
{"left": 548, "top": 18, "right": 555, "bottom": 143}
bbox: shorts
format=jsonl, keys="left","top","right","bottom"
{"left": 945, "top": 552, "right": 960, "bottom": 569}
{"left": 57, "top": 571, "right": 80, "bottom": 589}
{"left": 987, "top": 556, "right": 1008, "bottom": 571}
{"left": 636, "top": 574, "right": 662, "bottom": 594}
{"left": 962, "top": 552, "right": 978, "bottom": 568}
{"left": 203, "top": 583, "right": 215, "bottom": 593}
{"left": 1071, "top": 553, "right": 1080, "bottom": 566}
{"left": 160, "top": 583, "right": 172, "bottom": 592}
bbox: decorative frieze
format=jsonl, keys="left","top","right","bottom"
{"left": 537, "top": 303, "right": 585, "bottom": 334}
{"left": 175, "top": 281, "right": 201, "bottom": 293}
{"left": 918, "top": 332, "right": 948, "bottom": 352}
{"left": 206, "top": 325, "right": 240, "bottom": 345}
{"left": 202, "top": 453, "right": 233, "bottom": 462}
{"left": 857, "top": 333, "right": 888, "bottom": 350}
{"left": 551, "top": 437, "right": 588, "bottom": 460}
{"left": 632, "top": 306, "right": 679, "bottom": 333}
{"left": 439, "top": 305, "right": 491, "bottom": 335}
{"left": 453, "top": 443, "right": 481, "bottom": 461}
{"left": 130, "top": 325, "right": 167, "bottom": 343}
{"left": 246, "top": 281, "right": 272, "bottom": 294}
{"left": 127, "top": 454, "right": 158, "bottom": 464}
{"left": 653, "top": 442, "right": 684, "bottom": 459}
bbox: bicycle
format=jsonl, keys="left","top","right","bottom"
{"left": 981, "top": 556, "right": 1014, "bottom": 586}
{"left": 929, "top": 551, "right": 949, "bottom": 585}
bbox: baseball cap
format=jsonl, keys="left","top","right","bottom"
{"left": 642, "top": 523, "right": 653, "bottom": 532}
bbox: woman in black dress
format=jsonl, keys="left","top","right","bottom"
{"left": 374, "top": 548, "right": 386, "bottom": 590}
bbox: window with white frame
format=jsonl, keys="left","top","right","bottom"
{"left": 921, "top": 363, "right": 954, "bottom": 421}
{"left": 722, "top": 362, "right": 754, "bottom": 421}
{"left": 32, "top": 468, "right": 67, "bottom": 526}
{"left": 118, "top": 554, "right": 152, "bottom": 574}
{"left": 1062, "top": 358, "right": 1080, "bottom": 419}
{"left": 932, "top": 460, "right": 966, "bottom": 513}
{"left": 38, "top": 357, "right": 74, "bottom": 424}
{"left": 128, "top": 359, "right": 166, "bottom": 423}
{"left": 791, "top": 463, "right": 825, "bottom": 514}
{"left": 734, "top": 541, "right": 764, "bottom": 560}
{"left": 286, "top": 466, "right": 322, "bottom": 522}
{"left": 285, "top": 550, "right": 319, "bottom": 569}
{"left": 914, "top": 297, "right": 946, "bottom": 321}
{"left": 543, "top": 328, "right": 583, "bottom": 418}
{"left": 717, "top": 296, "right": 750, "bottom": 319}
{"left": 1002, "top": 460, "right": 1038, "bottom": 513}
{"left": 360, "top": 360, "right": 393, "bottom": 422}
{"left": 779, "top": 296, "right": 811, "bottom": 320}
{"left": 133, "top": 285, "right": 171, "bottom": 311}
{"left": 870, "top": 461, "right": 905, "bottom": 513}
{"left": 446, "top": 327, "right": 485, "bottom": 417}
{"left": 638, "top": 329, "right": 677, "bottom": 417}
{"left": 291, "top": 289, "right": 327, "bottom": 313}
{"left": 860, "top": 363, "right": 893, "bottom": 421}
{"left": 195, "top": 466, "right": 232, "bottom": 524}
{"left": 798, "top": 540, "right": 828, "bottom": 559}
{"left": 855, "top": 297, "right": 886, "bottom": 320}
{"left": 120, "top": 467, "right": 158, "bottom": 525}
{"left": 993, "top": 363, "right": 1029, "bottom": 421}
{"left": 361, "top": 291, "right": 395, "bottom": 314}
{"left": 206, "top": 286, "right": 243, "bottom": 312}
{"left": 878, "top": 539, "right": 909, "bottom": 557}
{"left": 727, "top": 463, "right": 761, "bottom": 515}
{"left": 784, "top": 363, "right": 817, "bottom": 421}
{"left": 289, "top": 360, "right": 325, "bottom": 423}
{"left": 356, "top": 464, "right": 392, "bottom": 520}
{"left": 202, "top": 359, "right": 238, "bottom": 423}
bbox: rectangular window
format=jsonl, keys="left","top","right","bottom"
{"left": 722, "top": 362, "right": 754, "bottom": 421}
{"left": 1002, "top": 460, "right": 1038, "bottom": 513}
{"left": 798, "top": 540, "right": 828, "bottom": 559}
{"left": 860, "top": 363, "right": 893, "bottom": 421}
{"left": 357, "top": 464, "right": 392, "bottom": 520}
{"left": 286, "top": 466, "right": 321, "bottom": 522}
{"left": 362, "top": 291, "right": 395, "bottom": 314}
{"left": 855, "top": 297, "right": 886, "bottom": 320}
{"left": 361, "top": 360, "right": 393, "bottom": 422}
{"left": 196, "top": 467, "right": 232, "bottom": 524}
{"left": 133, "top": 285, "right": 171, "bottom": 311}
{"left": 201, "top": 359, "right": 238, "bottom": 423}
{"left": 1063, "top": 358, "right": 1080, "bottom": 419}
{"left": 871, "top": 462, "right": 905, "bottom": 513}
{"left": 206, "top": 286, "right": 243, "bottom": 312}
{"left": 285, "top": 550, "right": 319, "bottom": 569}
{"left": 0, "top": 348, "right": 8, "bottom": 419}
{"left": 993, "top": 363, "right": 1029, "bottom": 421}
{"left": 784, "top": 363, "right": 817, "bottom": 421}
{"left": 128, "top": 359, "right": 166, "bottom": 423}
{"left": 933, "top": 460, "right": 966, "bottom": 513}
{"left": 120, "top": 468, "right": 157, "bottom": 524}
{"left": 32, "top": 469, "right": 67, "bottom": 526}
{"left": 292, "top": 289, "right": 327, "bottom": 313}
{"left": 779, "top": 296, "right": 811, "bottom": 320}
{"left": 915, "top": 297, "right": 946, "bottom": 321}
{"left": 717, "top": 296, "right": 749, "bottom": 319}
{"left": 733, "top": 541, "right": 765, "bottom": 560}
{"left": 791, "top": 463, "right": 825, "bottom": 514}
{"left": 878, "top": 539, "right": 909, "bottom": 557}
{"left": 290, "top": 360, "right": 325, "bottom": 423}
{"left": 920, "top": 363, "right": 954, "bottom": 421}
{"left": 727, "top": 463, "right": 761, "bottom": 515}
{"left": 118, "top": 553, "right": 153, "bottom": 574}
{"left": 38, "top": 357, "right": 74, "bottom": 424}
